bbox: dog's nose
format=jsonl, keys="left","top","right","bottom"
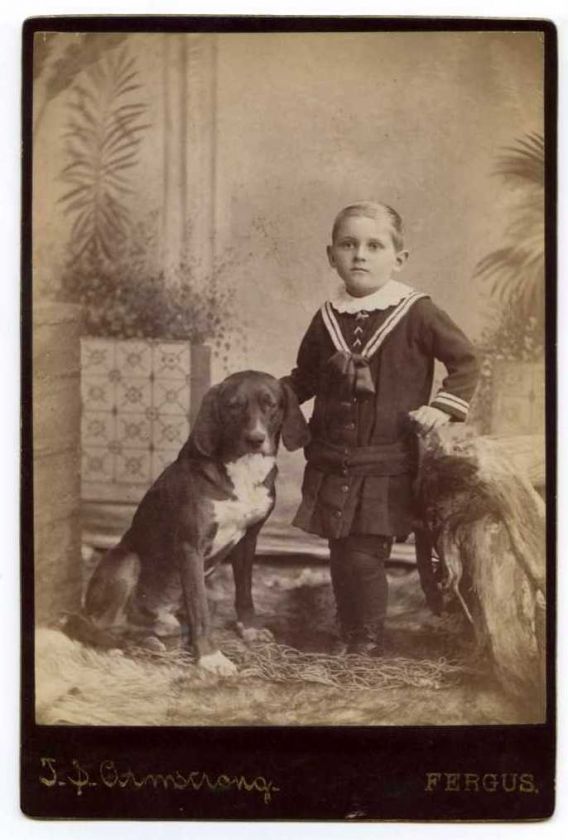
{"left": 246, "top": 429, "right": 266, "bottom": 447}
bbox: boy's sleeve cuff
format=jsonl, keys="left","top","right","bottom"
{"left": 430, "top": 391, "right": 469, "bottom": 421}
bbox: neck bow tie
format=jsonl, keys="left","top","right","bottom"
{"left": 327, "top": 350, "right": 375, "bottom": 397}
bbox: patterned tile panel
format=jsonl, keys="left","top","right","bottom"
{"left": 81, "top": 411, "right": 115, "bottom": 447}
{"left": 116, "top": 413, "right": 152, "bottom": 447}
{"left": 81, "top": 338, "right": 115, "bottom": 376}
{"left": 153, "top": 415, "right": 190, "bottom": 449}
{"left": 153, "top": 379, "right": 190, "bottom": 415}
{"left": 152, "top": 341, "right": 190, "bottom": 380}
{"left": 115, "top": 378, "right": 153, "bottom": 414}
{"left": 81, "top": 447, "right": 115, "bottom": 485}
{"left": 81, "top": 338, "right": 198, "bottom": 503}
{"left": 114, "top": 448, "right": 153, "bottom": 486}
{"left": 82, "top": 375, "right": 116, "bottom": 412}
{"left": 115, "top": 340, "right": 153, "bottom": 377}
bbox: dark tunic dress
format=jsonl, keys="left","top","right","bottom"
{"left": 285, "top": 295, "right": 480, "bottom": 540}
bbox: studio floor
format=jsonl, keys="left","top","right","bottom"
{"left": 34, "top": 554, "right": 541, "bottom": 727}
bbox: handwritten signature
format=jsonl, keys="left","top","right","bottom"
{"left": 39, "top": 757, "right": 279, "bottom": 804}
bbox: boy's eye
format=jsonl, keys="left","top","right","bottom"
{"left": 368, "top": 241, "right": 383, "bottom": 251}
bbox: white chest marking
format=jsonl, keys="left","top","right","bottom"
{"left": 208, "top": 454, "right": 275, "bottom": 559}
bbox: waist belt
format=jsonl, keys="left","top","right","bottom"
{"left": 306, "top": 438, "right": 415, "bottom": 477}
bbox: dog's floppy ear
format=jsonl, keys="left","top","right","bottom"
{"left": 189, "top": 383, "right": 224, "bottom": 457}
{"left": 280, "top": 379, "right": 310, "bottom": 451}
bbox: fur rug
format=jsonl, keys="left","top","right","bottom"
{"left": 35, "top": 564, "right": 537, "bottom": 726}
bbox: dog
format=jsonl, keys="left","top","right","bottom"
{"left": 64, "top": 371, "right": 309, "bottom": 676}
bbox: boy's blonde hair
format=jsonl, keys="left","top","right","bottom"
{"left": 331, "top": 201, "right": 404, "bottom": 251}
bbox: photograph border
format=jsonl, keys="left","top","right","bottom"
{"left": 20, "top": 14, "right": 557, "bottom": 821}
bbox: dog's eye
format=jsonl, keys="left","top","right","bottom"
{"left": 261, "top": 394, "right": 277, "bottom": 410}
{"left": 228, "top": 397, "right": 245, "bottom": 412}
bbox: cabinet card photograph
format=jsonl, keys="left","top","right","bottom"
{"left": 21, "top": 16, "right": 556, "bottom": 821}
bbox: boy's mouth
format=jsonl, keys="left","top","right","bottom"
{"left": 351, "top": 267, "right": 369, "bottom": 272}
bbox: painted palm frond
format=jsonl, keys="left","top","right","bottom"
{"left": 59, "top": 46, "right": 149, "bottom": 266}
{"left": 493, "top": 133, "right": 544, "bottom": 186}
{"left": 42, "top": 33, "right": 128, "bottom": 103}
{"left": 474, "top": 132, "right": 544, "bottom": 325}
{"left": 34, "top": 33, "right": 129, "bottom": 138}
{"left": 33, "top": 31, "right": 56, "bottom": 81}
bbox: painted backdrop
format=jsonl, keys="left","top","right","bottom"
{"left": 33, "top": 30, "right": 544, "bottom": 552}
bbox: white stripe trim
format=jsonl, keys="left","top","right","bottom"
{"left": 432, "top": 397, "right": 469, "bottom": 417}
{"left": 321, "top": 292, "right": 428, "bottom": 361}
{"left": 362, "top": 292, "right": 428, "bottom": 358}
{"left": 321, "top": 302, "right": 350, "bottom": 353}
{"left": 433, "top": 395, "right": 468, "bottom": 409}
{"left": 433, "top": 391, "right": 470, "bottom": 411}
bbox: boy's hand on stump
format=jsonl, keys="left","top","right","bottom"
{"left": 408, "top": 405, "right": 451, "bottom": 436}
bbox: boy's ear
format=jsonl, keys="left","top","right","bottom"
{"left": 394, "top": 249, "right": 409, "bottom": 271}
{"left": 326, "top": 245, "right": 336, "bottom": 269}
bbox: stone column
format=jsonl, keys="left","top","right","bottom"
{"left": 161, "top": 33, "right": 217, "bottom": 282}
{"left": 160, "top": 34, "right": 215, "bottom": 420}
{"left": 33, "top": 302, "right": 83, "bottom": 621}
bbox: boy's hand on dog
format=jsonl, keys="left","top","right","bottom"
{"left": 408, "top": 405, "right": 451, "bottom": 436}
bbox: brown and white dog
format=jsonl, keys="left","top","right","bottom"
{"left": 65, "top": 371, "right": 309, "bottom": 675}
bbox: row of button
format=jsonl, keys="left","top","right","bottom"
{"left": 342, "top": 445, "right": 350, "bottom": 479}
{"left": 334, "top": 467, "right": 351, "bottom": 516}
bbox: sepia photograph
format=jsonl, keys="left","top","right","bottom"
{"left": 21, "top": 15, "right": 555, "bottom": 821}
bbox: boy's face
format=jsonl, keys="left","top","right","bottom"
{"left": 327, "top": 215, "right": 408, "bottom": 297}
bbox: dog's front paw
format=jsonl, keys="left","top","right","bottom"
{"left": 198, "top": 650, "right": 237, "bottom": 676}
{"left": 236, "top": 622, "right": 274, "bottom": 643}
{"left": 139, "top": 635, "right": 167, "bottom": 653}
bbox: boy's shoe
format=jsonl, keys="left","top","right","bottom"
{"left": 346, "top": 638, "right": 384, "bottom": 657}
{"left": 330, "top": 618, "right": 358, "bottom": 656}
{"left": 329, "top": 636, "right": 349, "bottom": 656}
{"left": 331, "top": 623, "right": 385, "bottom": 657}
{"left": 345, "top": 624, "right": 385, "bottom": 657}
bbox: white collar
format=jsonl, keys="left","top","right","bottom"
{"left": 329, "top": 280, "right": 415, "bottom": 314}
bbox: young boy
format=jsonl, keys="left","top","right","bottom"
{"left": 283, "top": 201, "right": 480, "bottom": 655}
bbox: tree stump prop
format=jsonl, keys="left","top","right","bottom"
{"left": 415, "top": 426, "right": 546, "bottom": 712}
